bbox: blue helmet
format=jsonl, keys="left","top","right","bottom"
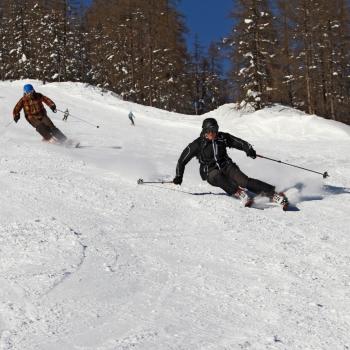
{"left": 23, "top": 84, "right": 35, "bottom": 94}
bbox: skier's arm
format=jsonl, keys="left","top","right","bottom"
{"left": 13, "top": 98, "right": 24, "bottom": 121}
{"left": 224, "top": 132, "right": 256, "bottom": 158}
{"left": 42, "top": 95, "right": 57, "bottom": 112}
{"left": 174, "top": 139, "right": 200, "bottom": 181}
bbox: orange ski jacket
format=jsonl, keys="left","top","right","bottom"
{"left": 13, "top": 92, "right": 55, "bottom": 121}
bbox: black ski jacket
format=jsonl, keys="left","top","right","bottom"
{"left": 176, "top": 132, "right": 254, "bottom": 180}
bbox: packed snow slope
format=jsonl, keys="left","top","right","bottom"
{"left": 0, "top": 80, "right": 349, "bottom": 350}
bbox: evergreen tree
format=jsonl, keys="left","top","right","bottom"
{"left": 274, "top": 0, "right": 297, "bottom": 107}
{"left": 189, "top": 34, "right": 206, "bottom": 114}
{"left": 86, "top": 0, "right": 189, "bottom": 111}
{"left": 186, "top": 37, "right": 228, "bottom": 114}
{"left": 313, "top": 0, "right": 350, "bottom": 121}
{"left": 205, "top": 42, "right": 228, "bottom": 111}
{"left": 275, "top": 0, "right": 350, "bottom": 122}
{"left": 228, "top": 0, "right": 278, "bottom": 110}
{"left": 5, "top": 0, "right": 32, "bottom": 79}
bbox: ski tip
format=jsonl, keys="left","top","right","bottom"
{"left": 137, "top": 178, "right": 144, "bottom": 185}
{"left": 323, "top": 171, "right": 329, "bottom": 179}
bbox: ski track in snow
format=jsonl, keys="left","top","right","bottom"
{"left": 0, "top": 81, "right": 350, "bottom": 349}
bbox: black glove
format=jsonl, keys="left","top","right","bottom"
{"left": 173, "top": 175, "right": 183, "bottom": 185}
{"left": 246, "top": 146, "right": 257, "bottom": 159}
{"left": 50, "top": 105, "right": 57, "bottom": 113}
{"left": 14, "top": 114, "right": 20, "bottom": 123}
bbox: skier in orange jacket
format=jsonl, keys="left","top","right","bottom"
{"left": 13, "top": 84, "right": 67, "bottom": 143}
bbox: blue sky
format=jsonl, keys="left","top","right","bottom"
{"left": 177, "top": 0, "right": 233, "bottom": 53}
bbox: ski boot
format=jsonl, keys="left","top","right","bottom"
{"left": 234, "top": 187, "right": 254, "bottom": 207}
{"left": 271, "top": 192, "right": 289, "bottom": 211}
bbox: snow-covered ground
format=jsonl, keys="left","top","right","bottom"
{"left": 0, "top": 80, "right": 349, "bottom": 350}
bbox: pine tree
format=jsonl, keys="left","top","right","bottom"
{"left": 314, "top": 0, "right": 350, "bottom": 121}
{"left": 5, "top": 0, "right": 33, "bottom": 79}
{"left": 0, "top": 1, "right": 10, "bottom": 80}
{"left": 277, "top": 0, "right": 350, "bottom": 122}
{"left": 206, "top": 42, "right": 228, "bottom": 110}
{"left": 189, "top": 34, "right": 206, "bottom": 114}
{"left": 274, "top": 0, "right": 297, "bottom": 107}
{"left": 187, "top": 38, "right": 227, "bottom": 114}
{"left": 227, "top": 0, "right": 278, "bottom": 110}
{"left": 293, "top": 0, "right": 321, "bottom": 115}
{"left": 85, "top": 0, "right": 189, "bottom": 112}
{"left": 65, "top": 0, "right": 89, "bottom": 81}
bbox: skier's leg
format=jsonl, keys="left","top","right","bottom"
{"left": 246, "top": 178, "right": 275, "bottom": 197}
{"left": 51, "top": 128, "right": 67, "bottom": 142}
{"left": 26, "top": 115, "right": 51, "bottom": 140}
{"left": 207, "top": 168, "right": 239, "bottom": 195}
{"left": 42, "top": 115, "right": 67, "bottom": 142}
{"left": 225, "top": 163, "right": 286, "bottom": 206}
{"left": 225, "top": 163, "right": 275, "bottom": 196}
{"left": 224, "top": 163, "right": 249, "bottom": 188}
{"left": 36, "top": 123, "right": 52, "bottom": 140}
{"left": 208, "top": 166, "right": 253, "bottom": 206}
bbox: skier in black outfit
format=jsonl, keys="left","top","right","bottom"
{"left": 173, "top": 118, "right": 288, "bottom": 208}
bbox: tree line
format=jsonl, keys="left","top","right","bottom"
{"left": 0, "top": 0, "right": 349, "bottom": 123}
{"left": 227, "top": 0, "right": 350, "bottom": 124}
{"left": 0, "top": 0, "right": 225, "bottom": 115}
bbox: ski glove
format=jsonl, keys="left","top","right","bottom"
{"left": 51, "top": 105, "right": 57, "bottom": 113}
{"left": 246, "top": 147, "right": 257, "bottom": 159}
{"left": 14, "top": 114, "right": 20, "bottom": 123}
{"left": 173, "top": 175, "right": 183, "bottom": 185}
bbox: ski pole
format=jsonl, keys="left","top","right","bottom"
{"left": 137, "top": 178, "right": 174, "bottom": 185}
{"left": 257, "top": 154, "right": 329, "bottom": 178}
{"left": 57, "top": 108, "right": 100, "bottom": 128}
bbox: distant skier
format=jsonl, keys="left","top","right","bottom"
{"left": 128, "top": 111, "right": 135, "bottom": 126}
{"left": 13, "top": 84, "right": 67, "bottom": 143}
{"left": 173, "top": 118, "right": 288, "bottom": 209}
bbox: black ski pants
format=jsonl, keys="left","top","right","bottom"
{"left": 207, "top": 163, "right": 275, "bottom": 196}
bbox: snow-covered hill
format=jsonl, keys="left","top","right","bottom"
{"left": 0, "top": 80, "right": 349, "bottom": 350}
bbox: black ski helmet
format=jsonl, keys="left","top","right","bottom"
{"left": 202, "top": 118, "right": 219, "bottom": 133}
